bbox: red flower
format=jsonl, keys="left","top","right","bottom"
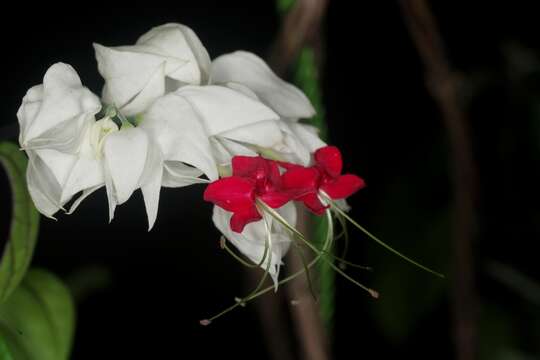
{"left": 204, "top": 156, "right": 290, "bottom": 233}
{"left": 281, "top": 146, "right": 365, "bottom": 214}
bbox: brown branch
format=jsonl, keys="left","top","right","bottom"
{"left": 399, "top": 1, "right": 478, "bottom": 360}
{"left": 246, "top": 271, "right": 295, "bottom": 360}
{"left": 286, "top": 207, "right": 331, "bottom": 360}
{"left": 255, "top": 1, "right": 332, "bottom": 359}
{"left": 269, "top": 0, "right": 329, "bottom": 75}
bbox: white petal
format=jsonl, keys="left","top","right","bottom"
{"left": 211, "top": 51, "right": 315, "bottom": 119}
{"left": 119, "top": 62, "right": 166, "bottom": 116}
{"left": 61, "top": 155, "right": 104, "bottom": 203}
{"left": 275, "top": 121, "right": 326, "bottom": 166}
{"left": 218, "top": 120, "right": 284, "bottom": 149}
{"left": 103, "top": 128, "right": 149, "bottom": 205}
{"left": 212, "top": 203, "right": 295, "bottom": 288}
{"left": 18, "top": 63, "right": 101, "bottom": 152}
{"left": 136, "top": 23, "right": 211, "bottom": 84}
{"left": 141, "top": 169, "right": 162, "bottom": 231}
{"left": 139, "top": 137, "right": 164, "bottom": 230}
{"left": 26, "top": 151, "right": 65, "bottom": 218}
{"left": 33, "top": 149, "right": 77, "bottom": 189}
{"left": 141, "top": 171, "right": 162, "bottom": 231}
{"left": 140, "top": 92, "right": 218, "bottom": 180}
{"left": 17, "top": 85, "right": 43, "bottom": 146}
{"left": 67, "top": 185, "right": 102, "bottom": 214}
{"left": 209, "top": 137, "right": 257, "bottom": 167}
{"left": 287, "top": 122, "right": 326, "bottom": 153}
{"left": 94, "top": 43, "right": 168, "bottom": 114}
{"left": 224, "top": 82, "right": 258, "bottom": 100}
{"left": 103, "top": 160, "right": 117, "bottom": 223}
{"left": 175, "top": 85, "right": 279, "bottom": 136}
{"left": 162, "top": 162, "right": 207, "bottom": 188}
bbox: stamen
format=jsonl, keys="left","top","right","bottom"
{"left": 200, "top": 202, "right": 335, "bottom": 325}
{"left": 261, "top": 200, "right": 379, "bottom": 299}
{"left": 201, "top": 209, "right": 273, "bottom": 324}
{"left": 292, "top": 241, "right": 318, "bottom": 301}
{"left": 322, "top": 192, "right": 445, "bottom": 279}
{"left": 220, "top": 236, "right": 259, "bottom": 268}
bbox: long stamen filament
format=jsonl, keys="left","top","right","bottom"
{"left": 200, "top": 203, "right": 336, "bottom": 325}
{"left": 260, "top": 201, "right": 378, "bottom": 298}
{"left": 201, "top": 207, "right": 273, "bottom": 324}
{"left": 292, "top": 240, "right": 318, "bottom": 301}
{"left": 323, "top": 193, "right": 444, "bottom": 279}
{"left": 220, "top": 236, "right": 259, "bottom": 268}
{"left": 335, "top": 212, "right": 351, "bottom": 264}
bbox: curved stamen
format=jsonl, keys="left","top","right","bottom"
{"left": 321, "top": 192, "right": 444, "bottom": 279}
{"left": 201, "top": 206, "right": 273, "bottom": 325}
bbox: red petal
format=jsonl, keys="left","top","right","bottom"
{"left": 314, "top": 146, "right": 342, "bottom": 178}
{"left": 281, "top": 167, "right": 321, "bottom": 199}
{"left": 259, "top": 191, "right": 291, "bottom": 209}
{"left": 301, "top": 193, "right": 328, "bottom": 215}
{"left": 232, "top": 156, "right": 264, "bottom": 178}
{"left": 203, "top": 177, "right": 255, "bottom": 212}
{"left": 320, "top": 174, "right": 366, "bottom": 199}
{"left": 230, "top": 206, "right": 262, "bottom": 233}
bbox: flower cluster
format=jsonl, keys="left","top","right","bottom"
{"left": 18, "top": 23, "right": 323, "bottom": 232}
{"left": 203, "top": 148, "right": 365, "bottom": 286}
{"left": 204, "top": 147, "right": 365, "bottom": 232}
{"left": 18, "top": 23, "right": 442, "bottom": 324}
{"left": 18, "top": 23, "right": 379, "bottom": 298}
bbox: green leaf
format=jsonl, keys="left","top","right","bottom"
{"left": 0, "top": 336, "right": 15, "bottom": 360}
{"left": 0, "top": 269, "right": 76, "bottom": 360}
{"left": 0, "top": 141, "right": 40, "bottom": 303}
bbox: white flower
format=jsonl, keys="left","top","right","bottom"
{"left": 210, "top": 51, "right": 325, "bottom": 165}
{"left": 94, "top": 23, "right": 211, "bottom": 117}
{"left": 140, "top": 85, "right": 283, "bottom": 172}
{"left": 17, "top": 64, "right": 177, "bottom": 229}
{"left": 18, "top": 63, "right": 101, "bottom": 153}
{"left": 17, "top": 63, "right": 102, "bottom": 217}
{"left": 212, "top": 202, "right": 297, "bottom": 288}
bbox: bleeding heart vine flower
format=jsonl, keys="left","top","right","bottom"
{"left": 17, "top": 63, "right": 210, "bottom": 229}
{"left": 203, "top": 156, "right": 290, "bottom": 232}
{"left": 17, "top": 63, "right": 103, "bottom": 217}
{"left": 280, "top": 146, "right": 366, "bottom": 214}
{"left": 18, "top": 63, "right": 101, "bottom": 154}
{"left": 210, "top": 51, "right": 325, "bottom": 165}
{"left": 141, "top": 84, "right": 283, "bottom": 172}
{"left": 14, "top": 24, "right": 444, "bottom": 328}
{"left": 212, "top": 201, "right": 296, "bottom": 287}
{"left": 94, "top": 23, "right": 211, "bottom": 117}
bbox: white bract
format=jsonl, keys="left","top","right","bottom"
{"left": 17, "top": 23, "right": 327, "bottom": 238}
{"left": 17, "top": 63, "right": 103, "bottom": 217}
{"left": 94, "top": 23, "right": 211, "bottom": 117}
{"left": 18, "top": 63, "right": 212, "bottom": 229}
{"left": 212, "top": 202, "right": 297, "bottom": 288}
{"left": 18, "top": 63, "right": 101, "bottom": 153}
{"left": 140, "top": 84, "right": 284, "bottom": 171}
{"left": 210, "top": 51, "right": 325, "bottom": 165}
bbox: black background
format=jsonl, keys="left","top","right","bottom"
{"left": 1, "top": 1, "right": 540, "bottom": 359}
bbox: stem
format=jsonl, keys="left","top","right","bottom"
{"left": 399, "top": 2, "right": 478, "bottom": 360}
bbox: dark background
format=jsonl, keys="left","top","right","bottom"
{"left": 1, "top": 1, "right": 540, "bottom": 359}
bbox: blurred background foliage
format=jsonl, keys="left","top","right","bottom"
{"left": 1, "top": 1, "right": 540, "bottom": 359}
